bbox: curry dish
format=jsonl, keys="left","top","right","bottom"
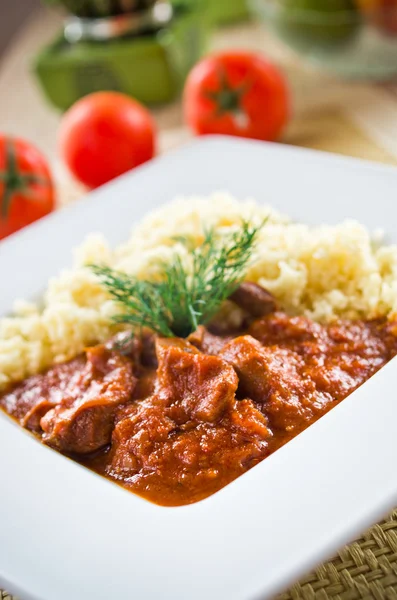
{"left": 1, "top": 282, "right": 397, "bottom": 506}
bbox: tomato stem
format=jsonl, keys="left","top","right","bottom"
{"left": 0, "top": 139, "right": 48, "bottom": 221}
{"left": 1, "top": 187, "right": 13, "bottom": 219}
{"left": 205, "top": 67, "right": 250, "bottom": 120}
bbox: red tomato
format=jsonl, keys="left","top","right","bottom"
{"left": 356, "top": 0, "right": 397, "bottom": 35}
{"left": 0, "top": 136, "right": 55, "bottom": 241}
{"left": 374, "top": 0, "right": 397, "bottom": 35}
{"left": 183, "top": 51, "right": 290, "bottom": 141}
{"left": 59, "top": 92, "right": 156, "bottom": 189}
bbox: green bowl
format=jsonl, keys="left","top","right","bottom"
{"left": 250, "top": 0, "right": 397, "bottom": 80}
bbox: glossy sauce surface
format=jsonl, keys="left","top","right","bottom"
{"left": 2, "top": 312, "right": 397, "bottom": 506}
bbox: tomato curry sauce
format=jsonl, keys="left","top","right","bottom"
{"left": 1, "top": 283, "right": 397, "bottom": 506}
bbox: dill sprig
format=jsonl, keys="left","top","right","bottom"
{"left": 90, "top": 220, "right": 265, "bottom": 338}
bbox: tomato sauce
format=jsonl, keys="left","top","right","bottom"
{"left": 1, "top": 310, "right": 397, "bottom": 506}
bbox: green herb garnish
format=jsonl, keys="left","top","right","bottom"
{"left": 90, "top": 220, "right": 264, "bottom": 338}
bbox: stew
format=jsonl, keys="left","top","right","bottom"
{"left": 1, "top": 284, "right": 397, "bottom": 506}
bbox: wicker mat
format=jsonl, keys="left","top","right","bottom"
{"left": 278, "top": 510, "right": 397, "bottom": 599}
{"left": 2, "top": 510, "right": 397, "bottom": 599}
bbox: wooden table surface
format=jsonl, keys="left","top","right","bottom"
{"left": 0, "top": 6, "right": 396, "bottom": 210}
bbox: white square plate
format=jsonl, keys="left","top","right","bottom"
{"left": 1, "top": 136, "right": 397, "bottom": 600}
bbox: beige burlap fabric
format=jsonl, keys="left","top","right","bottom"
{"left": 279, "top": 510, "right": 397, "bottom": 599}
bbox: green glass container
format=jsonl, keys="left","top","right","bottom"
{"left": 43, "top": 0, "right": 159, "bottom": 17}
{"left": 254, "top": 0, "right": 359, "bottom": 46}
{"left": 251, "top": 0, "right": 397, "bottom": 80}
{"left": 34, "top": 1, "right": 210, "bottom": 110}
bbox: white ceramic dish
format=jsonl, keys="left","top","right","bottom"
{"left": 1, "top": 136, "right": 397, "bottom": 600}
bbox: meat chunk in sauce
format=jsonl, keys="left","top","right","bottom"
{"left": 249, "top": 313, "right": 397, "bottom": 390}
{"left": 107, "top": 397, "right": 270, "bottom": 505}
{"left": 40, "top": 346, "right": 136, "bottom": 454}
{"left": 0, "top": 355, "right": 87, "bottom": 432}
{"left": 229, "top": 282, "right": 277, "bottom": 318}
{"left": 106, "top": 338, "right": 270, "bottom": 505}
{"left": 0, "top": 345, "right": 137, "bottom": 455}
{"left": 188, "top": 326, "right": 231, "bottom": 356}
{"left": 155, "top": 337, "right": 238, "bottom": 423}
{"left": 220, "top": 335, "right": 330, "bottom": 433}
{"left": 220, "top": 313, "right": 397, "bottom": 437}
{"left": 106, "top": 329, "right": 158, "bottom": 369}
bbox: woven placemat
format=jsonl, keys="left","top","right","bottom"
{"left": 278, "top": 509, "right": 397, "bottom": 599}
{"left": 2, "top": 510, "right": 397, "bottom": 599}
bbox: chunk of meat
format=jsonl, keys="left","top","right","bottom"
{"left": 188, "top": 326, "right": 231, "bottom": 355}
{"left": 155, "top": 337, "right": 238, "bottom": 423}
{"left": 220, "top": 335, "right": 275, "bottom": 404}
{"left": 0, "top": 355, "right": 86, "bottom": 432}
{"left": 249, "top": 313, "right": 397, "bottom": 377}
{"left": 107, "top": 394, "right": 270, "bottom": 505}
{"left": 220, "top": 335, "right": 326, "bottom": 432}
{"left": 207, "top": 299, "right": 247, "bottom": 335}
{"left": 222, "top": 315, "right": 397, "bottom": 436}
{"left": 229, "top": 282, "right": 277, "bottom": 317}
{"left": 22, "top": 399, "right": 60, "bottom": 431}
{"left": 249, "top": 312, "right": 334, "bottom": 350}
{"left": 106, "top": 328, "right": 158, "bottom": 368}
{"left": 40, "top": 345, "right": 136, "bottom": 454}
{"left": 105, "top": 331, "right": 142, "bottom": 363}
{"left": 140, "top": 329, "right": 158, "bottom": 368}
{"left": 249, "top": 312, "right": 397, "bottom": 361}
{"left": 103, "top": 338, "right": 271, "bottom": 504}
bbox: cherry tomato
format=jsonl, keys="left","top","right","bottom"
{"left": 183, "top": 51, "right": 290, "bottom": 141}
{"left": 355, "top": 0, "right": 397, "bottom": 35}
{"left": 59, "top": 92, "right": 156, "bottom": 189}
{"left": 373, "top": 0, "right": 397, "bottom": 36}
{"left": 0, "top": 136, "right": 55, "bottom": 241}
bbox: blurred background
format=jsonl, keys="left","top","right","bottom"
{"left": 1, "top": 0, "right": 397, "bottom": 208}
